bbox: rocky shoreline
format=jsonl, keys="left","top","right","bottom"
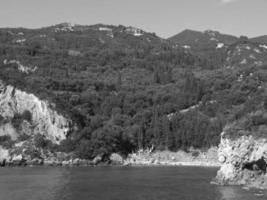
{"left": 124, "top": 160, "right": 220, "bottom": 167}
{"left": 0, "top": 148, "right": 220, "bottom": 168}
{"left": 0, "top": 154, "right": 105, "bottom": 167}
{"left": 215, "top": 133, "right": 267, "bottom": 189}
{"left": 123, "top": 148, "right": 220, "bottom": 167}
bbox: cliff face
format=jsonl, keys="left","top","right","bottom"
{"left": 0, "top": 81, "right": 71, "bottom": 143}
{"left": 216, "top": 132, "right": 267, "bottom": 188}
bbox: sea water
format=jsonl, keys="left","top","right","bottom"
{"left": 0, "top": 166, "right": 265, "bottom": 200}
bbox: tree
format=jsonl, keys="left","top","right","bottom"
{"left": 153, "top": 68, "right": 160, "bottom": 84}
{"left": 161, "top": 115, "right": 171, "bottom": 150}
{"left": 151, "top": 103, "right": 160, "bottom": 146}
{"left": 116, "top": 72, "right": 122, "bottom": 90}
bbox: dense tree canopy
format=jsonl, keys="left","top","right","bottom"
{"left": 1, "top": 24, "right": 267, "bottom": 159}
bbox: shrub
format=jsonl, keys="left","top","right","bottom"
{"left": 0, "top": 115, "right": 4, "bottom": 124}
{"left": 18, "top": 134, "right": 31, "bottom": 141}
{"left": 34, "top": 134, "right": 49, "bottom": 148}
{"left": 24, "top": 147, "right": 41, "bottom": 159}
{"left": 192, "top": 151, "right": 200, "bottom": 158}
{"left": 58, "top": 138, "right": 76, "bottom": 153}
{"left": 74, "top": 139, "right": 94, "bottom": 159}
{"left": 0, "top": 135, "right": 14, "bottom": 149}
{"left": 0, "top": 135, "right": 11, "bottom": 143}
{"left": 11, "top": 110, "right": 32, "bottom": 130}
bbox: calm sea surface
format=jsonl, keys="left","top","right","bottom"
{"left": 0, "top": 166, "right": 266, "bottom": 200}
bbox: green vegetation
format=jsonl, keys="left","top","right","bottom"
{"left": 0, "top": 24, "right": 267, "bottom": 159}
{"left": 0, "top": 135, "right": 14, "bottom": 149}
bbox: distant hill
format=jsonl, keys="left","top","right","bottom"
{"left": 168, "top": 29, "right": 238, "bottom": 68}
{"left": 250, "top": 35, "right": 267, "bottom": 44}
{"left": 168, "top": 29, "right": 238, "bottom": 46}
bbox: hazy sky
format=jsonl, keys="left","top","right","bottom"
{"left": 0, "top": 0, "right": 266, "bottom": 38}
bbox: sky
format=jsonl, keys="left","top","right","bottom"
{"left": 0, "top": 0, "right": 266, "bottom": 38}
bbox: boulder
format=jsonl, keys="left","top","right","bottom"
{"left": 72, "top": 158, "right": 81, "bottom": 166}
{"left": 109, "top": 153, "right": 124, "bottom": 165}
{"left": 44, "top": 159, "right": 56, "bottom": 166}
{"left": 0, "top": 146, "right": 9, "bottom": 166}
{"left": 62, "top": 160, "right": 71, "bottom": 166}
{"left": 27, "top": 158, "right": 43, "bottom": 166}
{"left": 153, "top": 159, "right": 160, "bottom": 165}
{"left": 79, "top": 159, "right": 90, "bottom": 166}
{"left": 11, "top": 154, "right": 25, "bottom": 166}
{"left": 218, "top": 155, "right": 226, "bottom": 163}
{"left": 92, "top": 155, "right": 102, "bottom": 165}
{"left": 12, "top": 154, "right": 23, "bottom": 162}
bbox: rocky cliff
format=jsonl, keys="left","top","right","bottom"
{"left": 0, "top": 80, "right": 71, "bottom": 143}
{"left": 216, "top": 130, "right": 267, "bottom": 189}
{"left": 0, "top": 80, "right": 73, "bottom": 165}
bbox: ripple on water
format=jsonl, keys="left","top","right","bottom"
{"left": 0, "top": 167, "right": 69, "bottom": 200}
{"left": 0, "top": 166, "right": 265, "bottom": 200}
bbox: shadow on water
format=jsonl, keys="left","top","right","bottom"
{"left": 0, "top": 166, "right": 265, "bottom": 200}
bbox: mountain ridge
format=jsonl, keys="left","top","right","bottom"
{"left": 3, "top": 23, "right": 267, "bottom": 41}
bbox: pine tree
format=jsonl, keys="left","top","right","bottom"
{"left": 162, "top": 115, "right": 170, "bottom": 150}
{"left": 151, "top": 104, "right": 160, "bottom": 146}
{"left": 153, "top": 69, "right": 160, "bottom": 84}
{"left": 138, "top": 125, "right": 144, "bottom": 150}
{"left": 116, "top": 72, "right": 122, "bottom": 90}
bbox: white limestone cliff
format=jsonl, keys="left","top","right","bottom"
{"left": 216, "top": 131, "right": 267, "bottom": 189}
{"left": 0, "top": 81, "right": 71, "bottom": 144}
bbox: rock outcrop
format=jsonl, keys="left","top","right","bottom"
{"left": 0, "top": 146, "right": 9, "bottom": 166}
{"left": 109, "top": 153, "right": 124, "bottom": 165}
{"left": 216, "top": 132, "right": 267, "bottom": 189}
{"left": 0, "top": 80, "right": 71, "bottom": 143}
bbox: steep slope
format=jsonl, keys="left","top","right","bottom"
{"left": 216, "top": 109, "right": 267, "bottom": 188}
{"left": 0, "top": 80, "right": 72, "bottom": 166}
{"left": 0, "top": 80, "right": 71, "bottom": 143}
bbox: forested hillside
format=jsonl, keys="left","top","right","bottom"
{"left": 1, "top": 23, "right": 267, "bottom": 160}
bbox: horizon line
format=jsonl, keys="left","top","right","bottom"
{"left": 0, "top": 22, "right": 265, "bottom": 40}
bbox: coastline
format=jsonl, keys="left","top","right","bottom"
{"left": 0, "top": 161, "right": 220, "bottom": 168}
{"left": 123, "top": 148, "right": 220, "bottom": 168}
{"left": 0, "top": 148, "right": 220, "bottom": 168}
{"left": 123, "top": 161, "right": 220, "bottom": 167}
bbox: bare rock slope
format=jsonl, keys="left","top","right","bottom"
{"left": 0, "top": 80, "right": 71, "bottom": 143}
{"left": 216, "top": 131, "right": 267, "bottom": 189}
